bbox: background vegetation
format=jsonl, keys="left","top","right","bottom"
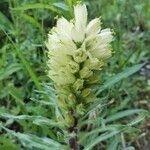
{"left": 0, "top": 0, "right": 149, "bottom": 149}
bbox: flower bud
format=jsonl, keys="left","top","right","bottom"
{"left": 81, "top": 88, "right": 91, "bottom": 98}
{"left": 65, "top": 112, "right": 74, "bottom": 127}
{"left": 67, "top": 61, "right": 79, "bottom": 74}
{"left": 79, "top": 67, "right": 93, "bottom": 78}
{"left": 76, "top": 103, "right": 85, "bottom": 115}
{"left": 57, "top": 95, "right": 68, "bottom": 110}
{"left": 68, "top": 93, "right": 76, "bottom": 107}
{"left": 73, "top": 79, "right": 84, "bottom": 91}
{"left": 73, "top": 49, "right": 87, "bottom": 63}
{"left": 86, "top": 74, "right": 100, "bottom": 84}
{"left": 85, "top": 93, "right": 96, "bottom": 104}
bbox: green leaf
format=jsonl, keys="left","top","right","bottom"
{"left": 124, "top": 146, "right": 135, "bottom": 150}
{"left": 0, "top": 63, "right": 21, "bottom": 81}
{"left": 80, "top": 96, "right": 109, "bottom": 121}
{"left": 107, "top": 136, "right": 120, "bottom": 150}
{"left": 21, "top": 14, "right": 42, "bottom": 30}
{"left": 84, "top": 130, "right": 120, "bottom": 150}
{"left": 105, "top": 109, "right": 145, "bottom": 123}
{"left": 0, "top": 11, "right": 13, "bottom": 31}
{"left": 11, "top": 3, "right": 59, "bottom": 13}
{"left": 15, "top": 133, "right": 63, "bottom": 150}
{"left": 128, "top": 113, "right": 147, "bottom": 126}
{"left": 2, "top": 29, "right": 43, "bottom": 92}
{"left": 0, "top": 125, "right": 64, "bottom": 150}
{"left": 79, "top": 125, "right": 121, "bottom": 144}
{"left": 30, "top": 98, "right": 56, "bottom": 106}
{"left": 0, "top": 113, "right": 62, "bottom": 127}
{"left": 96, "top": 64, "right": 145, "bottom": 95}
{"left": 65, "top": 0, "right": 76, "bottom": 17}
{"left": 8, "top": 86, "right": 24, "bottom": 106}
{"left": 81, "top": 112, "right": 147, "bottom": 150}
{"left": 0, "top": 136, "right": 20, "bottom": 150}
{"left": 53, "top": 2, "right": 68, "bottom": 11}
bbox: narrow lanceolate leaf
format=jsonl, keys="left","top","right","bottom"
{"left": 0, "top": 125, "right": 64, "bottom": 150}
{"left": 79, "top": 125, "right": 121, "bottom": 143}
{"left": 107, "top": 136, "right": 120, "bottom": 150}
{"left": 8, "top": 86, "right": 25, "bottom": 110}
{"left": 105, "top": 109, "right": 145, "bottom": 123}
{"left": 14, "top": 133, "right": 63, "bottom": 150}
{"left": 0, "top": 11, "right": 13, "bottom": 31}
{"left": 96, "top": 63, "right": 145, "bottom": 95}
{"left": 0, "top": 63, "right": 21, "bottom": 81}
{"left": 84, "top": 130, "right": 120, "bottom": 150}
{"left": 82, "top": 112, "right": 147, "bottom": 150}
{"left": 0, "top": 113, "right": 62, "bottom": 127}
{"left": 53, "top": 2, "right": 68, "bottom": 11}
{"left": 80, "top": 96, "right": 108, "bottom": 120}
{"left": 128, "top": 113, "right": 147, "bottom": 126}
{"left": 21, "top": 14, "right": 42, "bottom": 30}
{"left": 11, "top": 3, "right": 58, "bottom": 13}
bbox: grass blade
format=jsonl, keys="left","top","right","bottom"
{"left": 84, "top": 130, "right": 120, "bottom": 150}
{"left": 8, "top": 86, "right": 26, "bottom": 112}
{"left": 96, "top": 64, "right": 145, "bottom": 95}
{"left": 79, "top": 125, "right": 121, "bottom": 143}
{"left": 21, "top": 14, "right": 42, "bottom": 30}
{"left": 53, "top": 2, "right": 68, "bottom": 11}
{"left": 0, "top": 63, "right": 21, "bottom": 81}
{"left": 0, "top": 11, "right": 13, "bottom": 32}
{"left": 107, "top": 136, "right": 120, "bottom": 150}
{"left": 11, "top": 3, "right": 59, "bottom": 13}
{"left": 105, "top": 109, "right": 145, "bottom": 123}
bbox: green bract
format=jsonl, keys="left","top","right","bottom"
{"left": 46, "top": 4, "right": 113, "bottom": 127}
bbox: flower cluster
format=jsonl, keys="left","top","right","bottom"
{"left": 46, "top": 4, "right": 113, "bottom": 127}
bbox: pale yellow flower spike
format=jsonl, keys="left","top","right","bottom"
{"left": 46, "top": 4, "right": 113, "bottom": 128}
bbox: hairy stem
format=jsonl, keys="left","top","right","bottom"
{"left": 68, "top": 113, "right": 79, "bottom": 150}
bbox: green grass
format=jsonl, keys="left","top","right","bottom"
{"left": 0, "top": 0, "right": 149, "bottom": 149}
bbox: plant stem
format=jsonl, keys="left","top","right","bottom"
{"left": 68, "top": 114, "right": 79, "bottom": 150}
{"left": 69, "top": 131, "right": 78, "bottom": 150}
